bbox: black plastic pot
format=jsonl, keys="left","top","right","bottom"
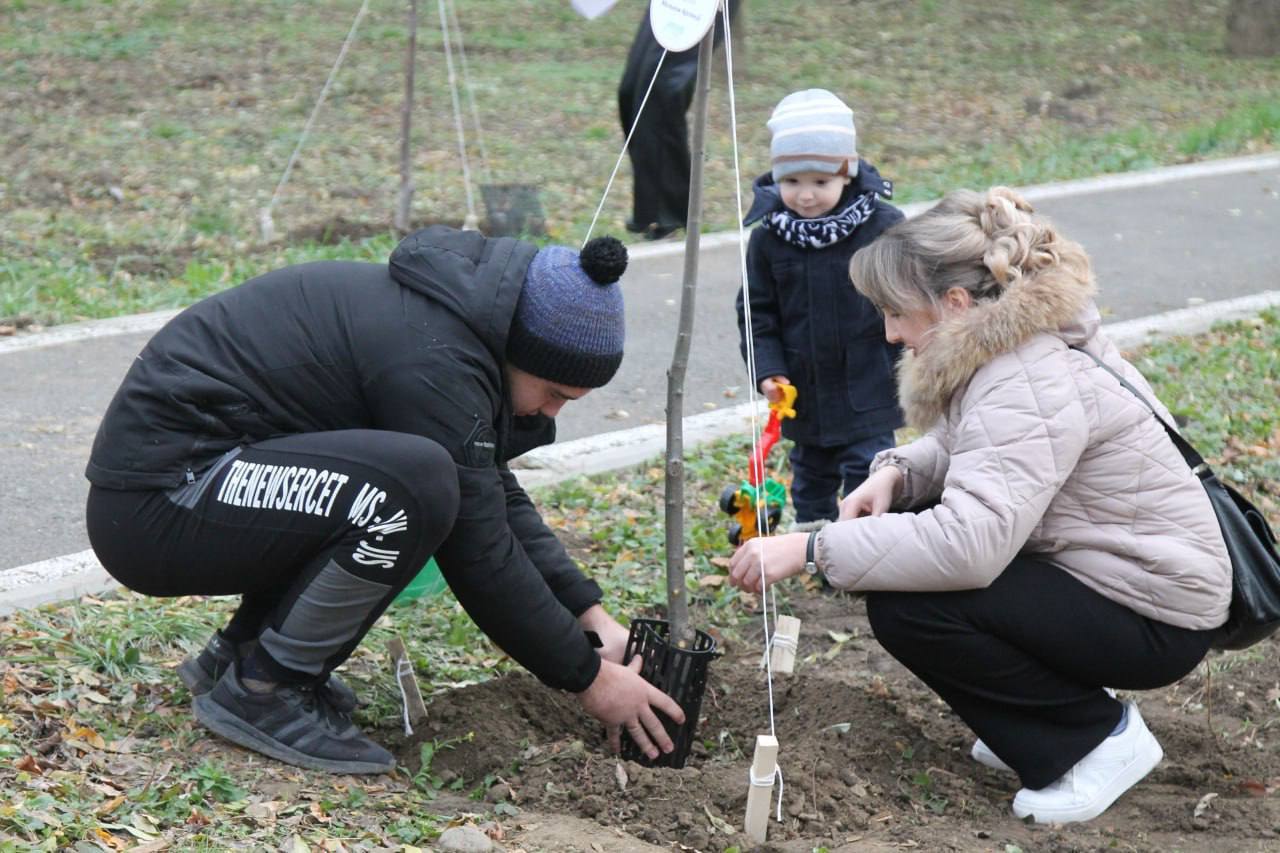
{"left": 620, "top": 618, "right": 718, "bottom": 769}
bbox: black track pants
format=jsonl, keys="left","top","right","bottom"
{"left": 866, "top": 555, "right": 1215, "bottom": 789}
{"left": 86, "top": 430, "right": 460, "bottom": 684}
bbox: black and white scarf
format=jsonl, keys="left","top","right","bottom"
{"left": 762, "top": 191, "right": 880, "bottom": 249}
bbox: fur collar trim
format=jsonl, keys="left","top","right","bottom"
{"left": 897, "top": 262, "right": 1097, "bottom": 430}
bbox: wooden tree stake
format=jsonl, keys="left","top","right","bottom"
{"left": 768, "top": 615, "right": 801, "bottom": 674}
{"left": 744, "top": 734, "right": 779, "bottom": 842}
{"left": 386, "top": 635, "right": 428, "bottom": 732}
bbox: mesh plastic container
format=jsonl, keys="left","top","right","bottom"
{"left": 481, "top": 183, "right": 546, "bottom": 237}
{"left": 620, "top": 618, "right": 718, "bottom": 769}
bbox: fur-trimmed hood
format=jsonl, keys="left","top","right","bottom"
{"left": 897, "top": 263, "right": 1098, "bottom": 430}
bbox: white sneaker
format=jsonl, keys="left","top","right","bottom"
{"left": 971, "top": 738, "right": 1014, "bottom": 773}
{"left": 1012, "top": 701, "right": 1162, "bottom": 824}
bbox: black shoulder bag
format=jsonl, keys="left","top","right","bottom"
{"left": 1071, "top": 346, "right": 1280, "bottom": 650}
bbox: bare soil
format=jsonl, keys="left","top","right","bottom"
{"left": 399, "top": 594, "right": 1280, "bottom": 852}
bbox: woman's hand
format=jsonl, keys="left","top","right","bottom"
{"left": 759, "top": 376, "right": 791, "bottom": 404}
{"left": 577, "top": 604, "right": 630, "bottom": 665}
{"left": 839, "top": 466, "right": 902, "bottom": 520}
{"left": 576, "top": 657, "right": 685, "bottom": 759}
{"left": 728, "top": 532, "right": 809, "bottom": 595}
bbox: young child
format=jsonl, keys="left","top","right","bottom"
{"left": 737, "top": 89, "right": 904, "bottom": 529}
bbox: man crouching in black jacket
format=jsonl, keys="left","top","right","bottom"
{"left": 84, "top": 228, "right": 682, "bottom": 774}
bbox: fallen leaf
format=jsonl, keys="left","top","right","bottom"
{"left": 14, "top": 754, "right": 44, "bottom": 774}
{"left": 95, "top": 795, "right": 127, "bottom": 816}
{"left": 282, "top": 835, "right": 310, "bottom": 853}
{"left": 703, "top": 804, "right": 735, "bottom": 834}
{"left": 1239, "top": 779, "right": 1268, "bottom": 797}
{"left": 698, "top": 574, "right": 726, "bottom": 588}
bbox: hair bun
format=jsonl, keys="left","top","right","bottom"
{"left": 579, "top": 236, "right": 628, "bottom": 284}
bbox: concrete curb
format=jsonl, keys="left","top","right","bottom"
{"left": 5, "top": 290, "right": 1278, "bottom": 618}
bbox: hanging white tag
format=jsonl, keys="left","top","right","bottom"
{"left": 649, "top": 0, "right": 719, "bottom": 52}
{"left": 570, "top": 0, "right": 620, "bottom": 20}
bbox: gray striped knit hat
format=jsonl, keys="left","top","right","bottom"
{"left": 507, "top": 236, "right": 627, "bottom": 388}
{"left": 768, "top": 88, "right": 859, "bottom": 181}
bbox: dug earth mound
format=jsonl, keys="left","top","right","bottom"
{"left": 396, "top": 594, "right": 1280, "bottom": 852}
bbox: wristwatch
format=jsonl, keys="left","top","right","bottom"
{"left": 803, "top": 531, "right": 820, "bottom": 578}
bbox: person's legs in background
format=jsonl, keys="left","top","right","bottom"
{"left": 865, "top": 555, "right": 1215, "bottom": 822}
{"left": 836, "top": 431, "right": 896, "bottom": 501}
{"left": 787, "top": 442, "right": 842, "bottom": 526}
{"left": 86, "top": 429, "right": 460, "bottom": 773}
{"left": 617, "top": 17, "right": 695, "bottom": 238}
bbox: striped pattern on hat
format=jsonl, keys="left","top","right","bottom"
{"left": 768, "top": 89, "right": 859, "bottom": 181}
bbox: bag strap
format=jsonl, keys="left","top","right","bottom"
{"left": 1068, "top": 345, "right": 1211, "bottom": 477}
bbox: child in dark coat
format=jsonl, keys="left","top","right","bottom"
{"left": 736, "top": 89, "right": 904, "bottom": 527}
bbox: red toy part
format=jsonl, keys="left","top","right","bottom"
{"left": 748, "top": 384, "right": 797, "bottom": 486}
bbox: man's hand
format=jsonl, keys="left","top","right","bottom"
{"left": 839, "top": 466, "right": 902, "bottom": 520}
{"left": 727, "top": 531, "right": 808, "bottom": 595}
{"left": 577, "top": 657, "right": 685, "bottom": 759}
{"left": 577, "top": 604, "right": 630, "bottom": 665}
{"left": 759, "top": 376, "right": 791, "bottom": 404}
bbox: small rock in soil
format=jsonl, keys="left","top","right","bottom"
{"left": 436, "top": 824, "right": 493, "bottom": 852}
{"left": 485, "top": 782, "right": 511, "bottom": 803}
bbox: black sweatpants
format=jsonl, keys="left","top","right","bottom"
{"left": 866, "top": 555, "right": 1216, "bottom": 789}
{"left": 86, "top": 430, "right": 460, "bottom": 685}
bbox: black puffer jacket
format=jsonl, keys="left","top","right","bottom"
{"left": 86, "top": 226, "right": 603, "bottom": 692}
{"left": 736, "top": 162, "right": 904, "bottom": 446}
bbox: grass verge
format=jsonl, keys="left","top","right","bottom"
{"left": 3, "top": 0, "right": 1280, "bottom": 327}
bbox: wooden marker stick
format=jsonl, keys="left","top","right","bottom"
{"left": 744, "top": 734, "right": 779, "bottom": 842}
{"left": 386, "top": 635, "right": 428, "bottom": 732}
{"left": 769, "top": 615, "right": 801, "bottom": 674}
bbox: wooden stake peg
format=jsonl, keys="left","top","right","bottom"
{"left": 744, "top": 734, "right": 779, "bottom": 842}
{"left": 769, "top": 615, "right": 801, "bottom": 674}
{"left": 386, "top": 635, "right": 428, "bottom": 729}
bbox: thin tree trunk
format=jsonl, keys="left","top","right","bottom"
{"left": 664, "top": 27, "right": 714, "bottom": 649}
{"left": 394, "top": 0, "right": 418, "bottom": 232}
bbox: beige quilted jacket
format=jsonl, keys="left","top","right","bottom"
{"left": 818, "top": 268, "right": 1231, "bottom": 630}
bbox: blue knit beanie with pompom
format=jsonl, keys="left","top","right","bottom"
{"left": 506, "top": 236, "right": 627, "bottom": 388}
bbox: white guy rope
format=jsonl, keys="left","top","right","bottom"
{"left": 445, "top": 0, "right": 491, "bottom": 182}
{"left": 437, "top": 0, "right": 479, "bottom": 227}
{"left": 749, "top": 765, "right": 786, "bottom": 823}
{"left": 260, "top": 0, "right": 371, "bottom": 241}
{"left": 724, "top": 2, "right": 786, "bottom": 825}
{"left": 582, "top": 49, "right": 668, "bottom": 246}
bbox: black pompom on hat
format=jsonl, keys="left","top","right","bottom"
{"left": 507, "top": 236, "right": 628, "bottom": 388}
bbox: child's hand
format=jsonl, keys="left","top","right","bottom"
{"left": 760, "top": 376, "right": 791, "bottom": 403}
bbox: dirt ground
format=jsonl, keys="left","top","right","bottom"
{"left": 400, "top": 593, "right": 1280, "bottom": 852}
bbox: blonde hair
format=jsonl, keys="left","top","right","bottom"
{"left": 850, "top": 186, "right": 1092, "bottom": 314}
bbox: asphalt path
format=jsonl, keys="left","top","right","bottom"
{"left": 2, "top": 156, "right": 1278, "bottom": 572}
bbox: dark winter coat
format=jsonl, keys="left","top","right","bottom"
{"left": 736, "top": 163, "right": 905, "bottom": 446}
{"left": 86, "top": 226, "right": 603, "bottom": 692}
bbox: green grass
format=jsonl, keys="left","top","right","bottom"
{"left": 2, "top": 0, "right": 1279, "bottom": 327}
{"left": 0, "top": 311, "right": 1277, "bottom": 848}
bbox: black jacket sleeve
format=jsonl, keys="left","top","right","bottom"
{"left": 366, "top": 368, "right": 600, "bottom": 693}
{"left": 737, "top": 228, "right": 789, "bottom": 384}
{"left": 499, "top": 467, "right": 603, "bottom": 616}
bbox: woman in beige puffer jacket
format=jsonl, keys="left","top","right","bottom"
{"left": 728, "top": 187, "right": 1230, "bottom": 826}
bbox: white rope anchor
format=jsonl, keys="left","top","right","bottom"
{"left": 396, "top": 656, "right": 416, "bottom": 736}
{"left": 748, "top": 765, "right": 786, "bottom": 823}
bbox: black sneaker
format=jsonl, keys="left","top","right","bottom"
{"left": 178, "top": 631, "right": 358, "bottom": 712}
{"left": 193, "top": 663, "right": 394, "bottom": 774}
